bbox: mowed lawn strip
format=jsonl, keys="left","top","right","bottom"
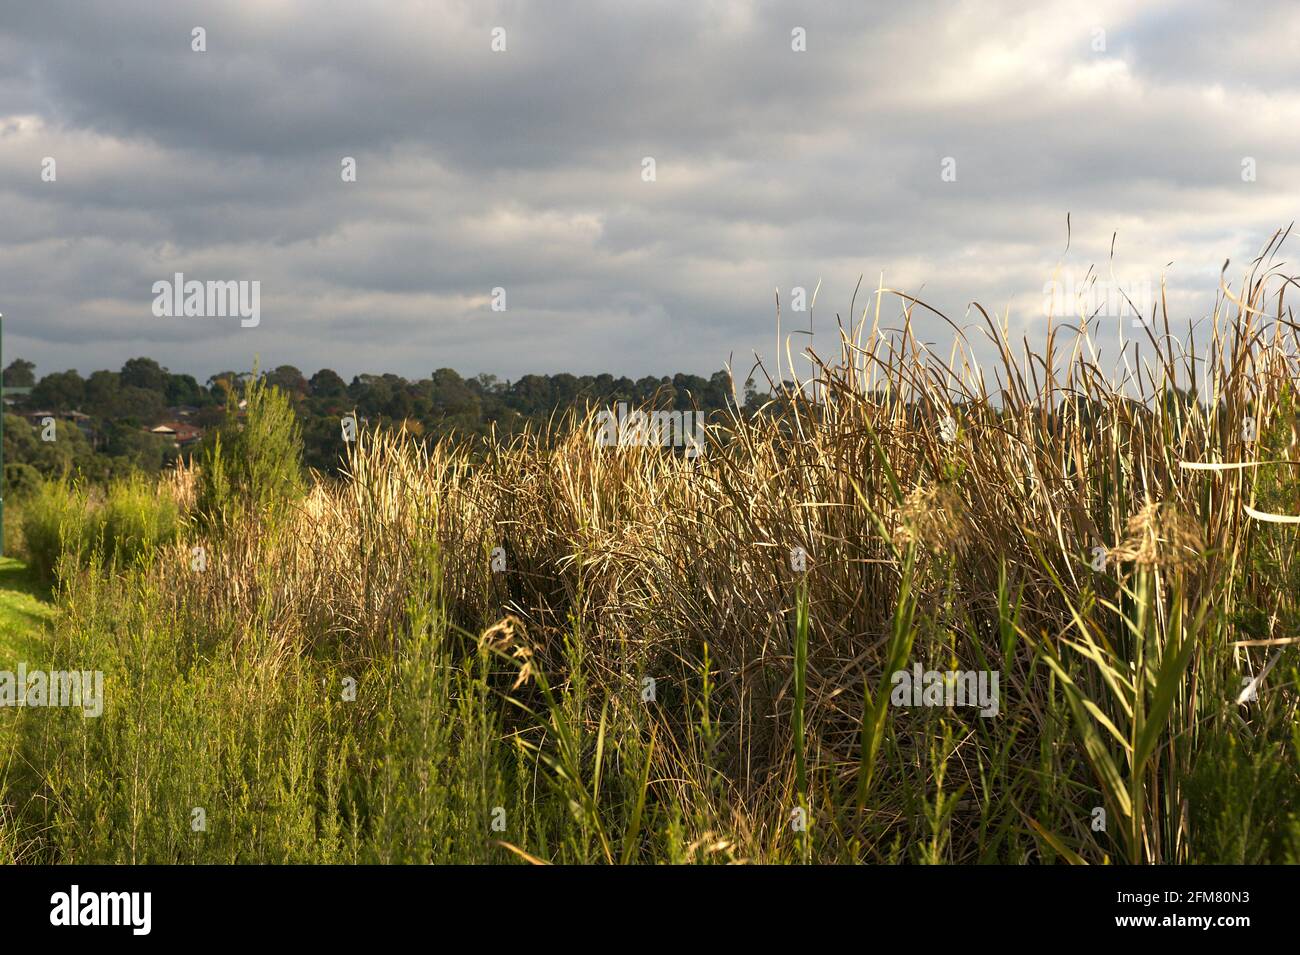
{"left": 0, "top": 558, "right": 55, "bottom": 751}
{"left": 0, "top": 557, "right": 53, "bottom": 666}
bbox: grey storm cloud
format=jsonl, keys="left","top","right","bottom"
{"left": 1, "top": 0, "right": 1298, "bottom": 383}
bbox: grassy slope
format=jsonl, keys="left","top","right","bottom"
{"left": 0, "top": 559, "right": 52, "bottom": 859}
{"left": 0, "top": 556, "right": 53, "bottom": 668}
{"left": 0, "top": 557, "right": 53, "bottom": 807}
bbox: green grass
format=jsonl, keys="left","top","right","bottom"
{"left": 0, "top": 557, "right": 54, "bottom": 666}
{"left": 0, "top": 555, "right": 55, "bottom": 859}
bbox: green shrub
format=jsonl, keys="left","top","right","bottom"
{"left": 20, "top": 476, "right": 180, "bottom": 587}
{"left": 99, "top": 475, "right": 181, "bottom": 568}
{"left": 20, "top": 479, "right": 89, "bottom": 586}
{"left": 3, "top": 462, "right": 41, "bottom": 501}
{"left": 196, "top": 374, "right": 304, "bottom": 527}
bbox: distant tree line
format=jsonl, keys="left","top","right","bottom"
{"left": 2, "top": 357, "right": 767, "bottom": 488}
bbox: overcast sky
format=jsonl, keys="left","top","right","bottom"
{"left": 1, "top": 0, "right": 1297, "bottom": 384}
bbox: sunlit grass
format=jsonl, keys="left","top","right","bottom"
{"left": 3, "top": 245, "right": 1300, "bottom": 863}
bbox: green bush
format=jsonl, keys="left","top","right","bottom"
{"left": 3, "top": 462, "right": 41, "bottom": 500}
{"left": 20, "top": 479, "right": 87, "bottom": 586}
{"left": 196, "top": 374, "right": 304, "bottom": 527}
{"left": 20, "top": 476, "right": 180, "bottom": 587}
{"left": 100, "top": 475, "right": 181, "bottom": 568}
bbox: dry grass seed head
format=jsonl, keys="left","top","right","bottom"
{"left": 1110, "top": 500, "right": 1205, "bottom": 568}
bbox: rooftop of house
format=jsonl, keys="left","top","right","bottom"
{"left": 23, "top": 409, "right": 92, "bottom": 421}
{"left": 149, "top": 421, "right": 204, "bottom": 441}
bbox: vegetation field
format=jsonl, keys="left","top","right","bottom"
{"left": 1, "top": 267, "right": 1299, "bottom": 865}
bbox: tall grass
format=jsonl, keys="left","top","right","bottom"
{"left": 4, "top": 242, "right": 1300, "bottom": 863}
{"left": 21, "top": 475, "right": 181, "bottom": 588}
